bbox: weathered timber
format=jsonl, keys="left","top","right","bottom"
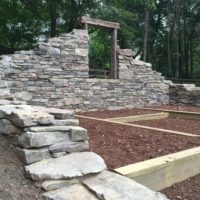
{"left": 76, "top": 115, "right": 199, "bottom": 137}
{"left": 115, "top": 147, "right": 200, "bottom": 191}
{"left": 110, "top": 28, "right": 118, "bottom": 79}
{"left": 81, "top": 16, "right": 120, "bottom": 29}
{"left": 105, "top": 112, "right": 169, "bottom": 123}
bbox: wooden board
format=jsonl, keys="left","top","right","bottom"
{"left": 142, "top": 108, "right": 200, "bottom": 120}
{"left": 105, "top": 112, "right": 169, "bottom": 123}
{"left": 81, "top": 16, "right": 120, "bottom": 29}
{"left": 76, "top": 115, "right": 200, "bottom": 137}
{"left": 115, "top": 147, "right": 200, "bottom": 191}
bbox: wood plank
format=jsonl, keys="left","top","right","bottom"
{"left": 110, "top": 29, "right": 118, "bottom": 79}
{"left": 75, "top": 115, "right": 200, "bottom": 137}
{"left": 142, "top": 108, "right": 200, "bottom": 120}
{"left": 81, "top": 16, "right": 120, "bottom": 29}
{"left": 115, "top": 147, "right": 200, "bottom": 191}
{"left": 105, "top": 112, "right": 169, "bottom": 123}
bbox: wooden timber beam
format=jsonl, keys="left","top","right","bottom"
{"left": 81, "top": 16, "right": 120, "bottom": 29}
{"left": 76, "top": 115, "right": 200, "bottom": 137}
{"left": 141, "top": 108, "right": 200, "bottom": 120}
{"left": 115, "top": 147, "right": 200, "bottom": 191}
{"left": 105, "top": 112, "right": 169, "bottom": 123}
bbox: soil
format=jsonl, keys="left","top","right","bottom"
{"left": 134, "top": 117, "right": 200, "bottom": 135}
{"left": 78, "top": 117, "right": 200, "bottom": 169}
{"left": 0, "top": 135, "right": 42, "bottom": 200}
{"left": 77, "top": 108, "right": 157, "bottom": 119}
{"left": 161, "top": 174, "right": 200, "bottom": 200}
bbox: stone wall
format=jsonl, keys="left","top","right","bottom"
{"left": 0, "top": 29, "right": 169, "bottom": 111}
{"left": 170, "top": 84, "right": 200, "bottom": 106}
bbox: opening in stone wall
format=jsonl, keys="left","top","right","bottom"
{"left": 81, "top": 17, "right": 120, "bottom": 79}
{"left": 89, "top": 27, "right": 111, "bottom": 79}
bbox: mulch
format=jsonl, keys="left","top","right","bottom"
{"left": 78, "top": 117, "right": 200, "bottom": 169}
{"left": 161, "top": 174, "right": 200, "bottom": 200}
{"left": 134, "top": 117, "right": 200, "bottom": 135}
{"left": 78, "top": 106, "right": 200, "bottom": 200}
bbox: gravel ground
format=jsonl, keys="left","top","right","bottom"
{"left": 134, "top": 117, "right": 200, "bottom": 135}
{"left": 78, "top": 118, "right": 200, "bottom": 169}
{"left": 0, "top": 135, "right": 42, "bottom": 200}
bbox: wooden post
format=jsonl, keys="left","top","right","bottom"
{"left": 83, "top": 23, "right": 88, "bottom": 30}
{"left": 111, "top": 28, "right": 117, "bottom": 79}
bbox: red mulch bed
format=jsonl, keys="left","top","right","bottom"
{"left": 77, "top": 108, "right": 157, "bottom": 119}
{"left": 134, "top": 117, "right": 200, "bottom": 135}
{"left": 78, "top": 118, "right": 200, "bottom": 169}
{"left": 78, "top": 106, "right": 200, "bottom": 200}
{"left": 161, "top": 174, "right": 200, "bottom": 200}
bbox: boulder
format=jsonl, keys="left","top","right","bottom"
{"left": 0, "top": 119, "right": 21, "bottom": 135}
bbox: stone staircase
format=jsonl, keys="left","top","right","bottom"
{"left": 0, "top": 104, "right": 168, "bottom": 200}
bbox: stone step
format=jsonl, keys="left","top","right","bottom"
{"left": 29, "top": 126, "right": 88, "bottom": 142}
{"left": 49, "top": 140, "right": 89, "bottom": 153}
{"left": 25, "top": 152, "right": 106, "bottom": 180}
{"left": 42, "top": 184, "right": 98, "bottom": 200}
{"left": 83, "top": 171, "right": 168, "bottom": 200}
{"left": 15, "top": 147, "right": 50, "bottom": 164}
{"left": 17, "top": 131, "right": 69, "bottom": 148}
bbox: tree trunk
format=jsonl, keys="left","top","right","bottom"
{"left": 143, "top": 8, "right": 149, "bottom": 62}
{"left": 50, "top": 0, "right": 57, "bottom": 37}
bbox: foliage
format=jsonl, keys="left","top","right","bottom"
{"left": 0, "top": 0, "right": 200, "bottom": 80}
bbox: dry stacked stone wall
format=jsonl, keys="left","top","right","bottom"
{"left": 170, "top": 84, "right": 200, "bottom": 106}
{"left": 0, "top": 29, "right": 169, "bottom": 111}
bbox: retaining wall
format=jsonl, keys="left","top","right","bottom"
{"left": 0, "top": 29, "right": 169, "bottom": 111}
{"left": 170, "top": 84, "right": 200, "bottom": 106}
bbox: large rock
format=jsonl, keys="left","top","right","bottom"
{"left": 34, "top": 107, "right": 75, "bottom": 119}
{"left": 25, "top": 152, "right": 106, "bottom": 180}
{"left": 0, "top": 119, "right": 21, "bottom": 135}
{"left": 0, "top": 105, "right": 54, "bottom": 127}
{"left": 42, "top": 184, "right": 98, "bottom": 200}
{"left": 83, "top": 171, "right": 168, "bottom": 200}
{"left": 49, "top": 140, "right": 89, "bottom": 153}
{"left": 30, "top": 126, "right": 88, "bottom": 142}
{"left": 15, "top": 147, "right": 51, "bottom": 164}
{"left": 17, "top": 131, "right": 69, "bottom": 148}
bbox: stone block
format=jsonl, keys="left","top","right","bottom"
{"left": 25, "top": 152, "right": 107, "bottom": 180}
{"left": 42, "top": 179, "right": 79, "bottom": 191}
{"left": 83, "top": 171, "right": 168, "bottom": 200}
{"left": 49, "top": 140, "right": 89, "bottom": 153}
{"left": 0, "top": 119, "right": 21, "bottom": 135}
{"left": 17, "top": 131, "right": 69, "bottom": 148}
{"left": 15, "top": 147, "right": 50, "bottom": 164}
{"left": 42, "top": 184, "right": 98, "bottom": 200}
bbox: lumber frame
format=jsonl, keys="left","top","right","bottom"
{"left": 142, "top": 108, "right": 200, "bottom": 120}
{"left": 115, "top": 147, "right": 200, "bottom": 191}
{"left": 105, "top": 112, "right": 169, "bottom": 123}
{"left": 76, "top": 115, "right": 200, "bottom": 137}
